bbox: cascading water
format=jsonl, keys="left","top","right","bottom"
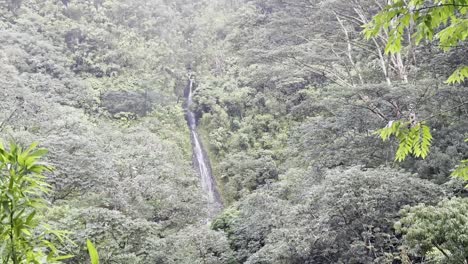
{"left": 186, "top": 77, "right": 222, "bottom": 217}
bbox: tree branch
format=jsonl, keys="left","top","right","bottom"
{"left": 432, "top": 242, "right": 451, "bottom": 259}
{"left": 411, "top": 3, "right": 468, "bottom": 13}
{"left": 420, "top": 100, "right": 468, "bottom": 123}
{"left": 0, "top": 108, "right": 17, "bottom": 132}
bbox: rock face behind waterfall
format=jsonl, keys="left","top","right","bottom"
{"left": 101, "top": 90, "right": 163, "bottom": 117}
{"left": 185, "top": 78, "right": 223, "bottom": 218}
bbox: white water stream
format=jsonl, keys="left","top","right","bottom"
{"left": 186, "top": 78, "right": 222, "bottom": 216}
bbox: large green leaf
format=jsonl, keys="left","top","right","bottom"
{"left": 87, "top": 239, "right": 99, "bottom": 264}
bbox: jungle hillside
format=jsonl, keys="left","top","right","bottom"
{"left": 1, "top": 0, "right": 468, "bottom": 263}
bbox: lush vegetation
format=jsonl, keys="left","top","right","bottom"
{"left": 0, "top": 0, "right": 467, "bottom": 263}
{"left": 0, "top": 142, "right": 71, "bottom": 263}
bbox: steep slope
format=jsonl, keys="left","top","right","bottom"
{"left": 1, "top": 0, "right": 234, "bottom": 262}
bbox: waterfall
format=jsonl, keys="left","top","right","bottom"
{"left": 186, "top": 78, "right": 222, "bottom": 216}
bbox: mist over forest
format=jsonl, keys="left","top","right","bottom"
{"left": 1, "top": 0, "right": 468, "bottom": 263}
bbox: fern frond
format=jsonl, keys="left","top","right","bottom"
{"left": 379, "top": 121, "right": 432, "bottom": 162}
{"left": 419, "top": 124, "right": 432, "bottom": 159}
{"left": 395, "top": 131, "right": 412, "bottom": 162}
{"left": 452, "top": 159, "right": 468, "bottom": 181}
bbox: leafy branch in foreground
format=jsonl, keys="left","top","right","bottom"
{"left": 452, "top": 138, "right": 468, "bottom": 182}
{"left": 366, "top": 0, "right": 468, "bottom": 182}
{"left": 378, "top": 120, "right": 432, "bottom": 162}
{"left": 364, "top": 0, "right": 468, "bottom": 84}
{"left": 87, "top": 239, "right": 99, "bottom": 264}
{"left": 0, "top": 141, "right": 72, "bottom": 263}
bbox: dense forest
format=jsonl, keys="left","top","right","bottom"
{"left": 1, "top": 0, "right": 468, "bottom": 263}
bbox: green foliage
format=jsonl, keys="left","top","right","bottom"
{"left": 211, "top": 208, "right": 240, "bottom": 233}
{"left": 214, "top": 167, "right": 446, "bottom": 263}
{"left": 452, "top": 159, "right": 468, "bottom": 180}
{"left": 2, "top": 0, "right": 468, "bottom": 263}
{"left": 150, "top": 226, "right": 236, "bottom": 264}
{"left": 447, "top": 66, "right": 468, "bottom": 84}
{"left": 0, "top": 141, "right": 71, "bottom": 263}
{"left": 365, "top": 0, "right": 468, "bottom": 83}
{"left": 1, "top": 0, "right": 212, "bottom": 262}
{"left": 396, "top": 197, "right": 468, "bottom": 263}
{"left": 378, "top": 121, "right": 433, "bottom": 161}
{"left": 366, "top": 0, "right": 467, "bottom": 168}
{"left": 47, "top": 207, "right": 162, "bottom": 263}
{"left": 451, "top": 138, "right": 468, "bottom": 181}
{"left": 212, "top": 193, "right": 289, "bottom": 263}
{"left": 219, "top": 152, "right": 279, "bottom": 203}
{"left": 86, "top": 239, "right": 99, "bottom": 264}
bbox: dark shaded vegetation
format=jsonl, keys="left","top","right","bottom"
{"left": 101, "top": 90, "right": 163, "bottom": 118}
